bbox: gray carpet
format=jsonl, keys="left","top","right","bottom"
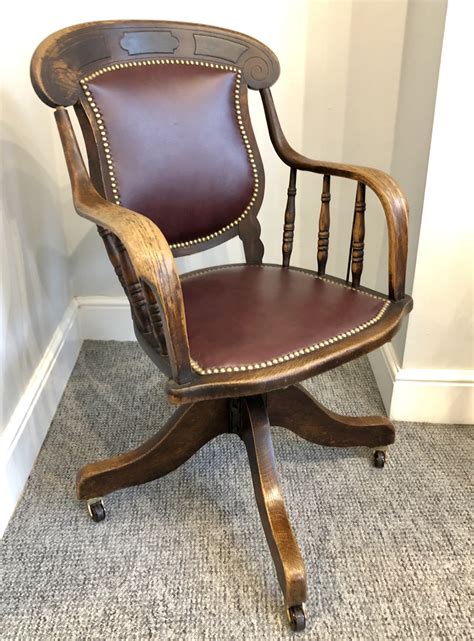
{"left": 1, "top": 341, "right": 472, "bottom": 640}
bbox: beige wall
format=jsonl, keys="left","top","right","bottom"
{"left": 296, "top": 0, "right": 407, "bottom": 293}
{"left": 402, "top": 0, "right": 474, "bottom": 372}
{"left": 389, "top": 0, "right": 447, "bottom": 363}
{"left": 296, "top": 0, "right": 446, "bottom": 368}
{"left": 1, "top": 19, "right": 72, "bottom": 430}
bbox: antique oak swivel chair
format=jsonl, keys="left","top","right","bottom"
{"left": 31, "top": 21, "right": 412, "bottom": 632}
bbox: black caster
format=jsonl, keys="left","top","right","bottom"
{"left": 374, "top": 450, "right": 386, "bottom": 469}
{"left": 87, "top": 498, "right": 106, "bottom": 522}
{"left": 287, "top": 604, "right": 306, "bottom": 632}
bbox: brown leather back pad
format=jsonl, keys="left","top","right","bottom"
{"left": 86, "top": 64, "right": 255, "bottom": 244}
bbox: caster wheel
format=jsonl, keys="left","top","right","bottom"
{"left": 87, "top": 498, "right": 106, "bottom": 522}
{"left": 374, "top": 450, "right": 386, "bottom": 469}
{"left": 287, "top": 604, "right": 306, "bottom": 632}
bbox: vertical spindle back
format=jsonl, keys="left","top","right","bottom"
{"left": 282, "top": 167, "right": 297, "bottom": 267}
{"left": 346, "top": 182, "right": 366, "bottom": 287}
{"left": 317, "top": 175, "right": 331, "bottom": 275}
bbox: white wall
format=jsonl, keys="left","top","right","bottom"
{"left": 1, "top": 20, "right": 72, "bottom": 433}
{"left": 402, "top": 1, "right": 473, "bottom": 373}
{"left": 370, "top": 0, "right": 473, "bottom": 424}
{"left": 389, "top": 0, "right": 447, "bottom": 362}
{"left": 3, "top": 1, "right": 447, "bottom": 304}
{"left": 296, "top": 0, "right": 446, "bottom": 304}
{"left": 1, "top": 15, "right": 79, "bottom": 533}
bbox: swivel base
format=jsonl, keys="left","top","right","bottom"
{"left": 77, "top": 384, "right": 394, "bottom": 631}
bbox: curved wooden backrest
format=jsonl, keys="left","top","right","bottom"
{"left": 31, "top": 21, "right": 280, "bottom": 255}
{"left": 31, "top": 21, "right": 280, "bottom": 107}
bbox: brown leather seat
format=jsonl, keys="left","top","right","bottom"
{"left": 181, "top": 264, "right": 390, "bottom": 375}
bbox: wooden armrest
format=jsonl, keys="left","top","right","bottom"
{"left": 55, "top": 107, "right": 193, "bottom": 383}
{"left": 261, "top": 88, "right": 408, "bottom": 301}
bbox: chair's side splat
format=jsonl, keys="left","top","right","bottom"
{"left": 235, "top": 83, "right": 264, "bottom": 264}
{"left": 74, "top": 102, "right": 167, "bottom": 354}
{"left": 238, "top": 214, "right": 264, "bottom": 265}
{"left": 99, "top": 228, "right": 169, "bottom": 354}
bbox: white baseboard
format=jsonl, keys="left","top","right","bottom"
{"left": 369, "top": 344, "right": 474, "bottom": 424}
{"left": 0, "top": 296, "right": 134, "bottom": 537}
{"left": 73, "top": 298, "right": 474, "bottom": 424}
{"left": 368, "top": 344, "right": 398, "bottom": 414}
{"left": 0, "top": 300, "right": 82, "bottom": 537}
{"left": 76, "top": 295, "right": 133, "bottom": 341}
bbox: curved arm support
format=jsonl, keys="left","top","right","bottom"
{"left": 261, "top": 88, "right": 408, "bottom": 301}
{"left": 55, "top": 107, "right": 193, "bottom": 383}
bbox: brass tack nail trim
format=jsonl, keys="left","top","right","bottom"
{"left": 80, "top": 58, "right": 259, "bottom": 244}
{"left": 180, "top": 264, "right": 392, "bottom": 376}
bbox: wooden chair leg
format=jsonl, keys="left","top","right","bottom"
{"left": 77, "top": 399, "right": 228, "bottom": 500}
{"left": 267, "top": 384, "right": 395, "bottom": 448}
{"left": 239, "top": 395, "right": 307, "bottom": 619}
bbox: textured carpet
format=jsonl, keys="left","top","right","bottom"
{"left": 1, "top": 341, "right": 472, "bottom": 640}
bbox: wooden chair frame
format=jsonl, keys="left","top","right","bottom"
{"left": 31, "top": 21, "right": 413, "bottom": 632}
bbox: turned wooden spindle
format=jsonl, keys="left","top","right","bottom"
{"left": 346, "top": 182, "right": 366, "bottom": 287}
{"left": 317, "top": 174, "right": 331, "bottom": 275}
{"left": 282, "top": 167, "right": 297, "bottom": 267}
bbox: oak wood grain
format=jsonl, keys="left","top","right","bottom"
{"left": 348, "top": 182, "right": 366, "bottom": 287}
{"left": 240, "top": 395, "right": 307, "bottom": 607}
{"left": 267, "top": 384, "right": 395, "bottom": 447}
{"left": 317, "top": 174, "right": 331, "bottom": 276}
{"left": 31, "top": 20, "right": 280, "bottom": 108}
{"left": 77, "top": 399, "right": 228, "bottom": 499}
{"left": 282, "top": 167, "right": 297, "bottom": 267}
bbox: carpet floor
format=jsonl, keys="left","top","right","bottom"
{"left": 1, "top": 341, "right": 472, "bottom": 640}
